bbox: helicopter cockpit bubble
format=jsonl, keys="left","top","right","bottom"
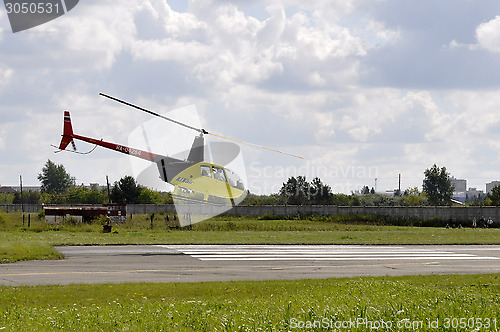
{"left": 225, "top": 168, "right": 245, "bottom": 190}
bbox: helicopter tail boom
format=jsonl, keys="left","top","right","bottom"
{"left": 56, "top": 111, "right": 161, "bottom": 162}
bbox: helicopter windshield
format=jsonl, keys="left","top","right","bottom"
{"left": 200, "top": 165, "right": 211, "bottom": 178}
{"left": 225, "top": 168, "right": 245, "bottom": 190}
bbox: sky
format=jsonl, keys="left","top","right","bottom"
{"left": 1, "top": 0, "right": 500, "bottom": 195}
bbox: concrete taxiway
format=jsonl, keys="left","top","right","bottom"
{"left": 0, "top": 245, "right": 499, "bottom": 286}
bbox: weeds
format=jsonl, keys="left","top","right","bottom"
{"left": 0, "top": 274, "right": 498, "bottom": 331}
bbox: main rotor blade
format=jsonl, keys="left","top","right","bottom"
{"left": 100, "top": 92, "right": 303, "bottom": 159}
{"left": 207, "top": 131, "right": 304, "bottom": 159}
{"left": 99, "top": 92, "right": 204, "bottom": 134}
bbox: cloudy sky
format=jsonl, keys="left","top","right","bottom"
{"left": 1, "top": 0, "right": 500, "bottom": 195}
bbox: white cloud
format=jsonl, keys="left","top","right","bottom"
{"left": 156, "top": 2, "right": 206, "bottom": 37}
{"left": 257, "top": 5, "right": 286, "bottom": 48}
{"left": 0, "top": 65, "right": 13, "bottom": 89}
{"left": 0, "top": 10, "right": 4, "bottom": 39}
{"left": 127, "top": 0, "right": 369, "bottom": 91}
{"left": 278, "top": 0, "right": 356, "bottom": 19}
{"left": 54, "top": 3, "right": 138, "bottom": 70}
{"left": 3, "top": 0, "right": 500, "bottom": 192}
{"left": 444, "top": 90, "right": 500, "bottom": 137}
{"left": 364, "top": 19, "right": 400, "bottom": 49}
{"left": 476, "top": 16, "right": 500, "bottom": 53}
{"left": 0, "top": 124, "right": 10, "bottom": 150}
{"left": 12, "top": 0, "right": 142, "bottom": 71}
{"left": 131, "top": 39, "right": 211, "bottom": 63}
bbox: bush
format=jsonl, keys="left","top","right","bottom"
{"left": 255, "top": 213, "right": 452, "bottom": 227}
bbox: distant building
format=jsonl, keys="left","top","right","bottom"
{"left": 465, "top": 188, "right": 484, "bottom": 202}
{"left": 450, "top": 177, "right": 467, "bottom": 193}
{"left": 486, "top": 181, "right": 500, "bottom": 195}
{"left": 8, "top": 186, "right": 41, "bottom": 192}
{"left": 0, "top": 186, "right": 16, "bottom": 194}
{"left": 76, "top": 183, "right": 106, "bottom": 191}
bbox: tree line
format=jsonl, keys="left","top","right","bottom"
{"left": 4, "top": 160, "right": 500, "bottom": 207}
{"left": 1, "top": 160, "right": 173, "bottom": 205}
{"left": 243, "top": 164, "right": 500, "bottom": 207}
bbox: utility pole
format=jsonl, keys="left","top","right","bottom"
{"left": 106, "top": 175, "right": 111, "bottom": 204}
{"left": 19, "top": 175, "right": 24, "bottom": 213}
{"left": 398, "top": 174, "right": 401, "bottom": 195}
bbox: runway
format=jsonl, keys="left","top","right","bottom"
{"left": 1, "top": 245, "right": 499, "bottom": 286}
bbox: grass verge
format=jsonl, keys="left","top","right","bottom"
{"left": 1, "top": 212, "right": 500, "bottom": 263}
{"left": 0, "top": 241, "right": 64, "bottom": 263}
{"left": 0, "top": 274, "right": 499, "bottom": 331}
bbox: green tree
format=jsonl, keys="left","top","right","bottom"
{"left": 110, "top": 176, "right": 143, "bottom": 204}
{"left": 38, "top": 159, "right": 73, "bottom": 194}
{"left": 278, "top": 176, "right": 333, "bottom": 205}
{"left": 402, "top": 187, "right": 426, "bottom": 206}
{"left": 241, "top": 193, "right": 280, "bottom": 205}
{"left": 0, "top": 193, "right": 14, "bottom": 204}
{"left": 162, "top": 192, "right": 174, "bottom": 204}
{"left": 13, "top": 190, "right": 40, "bottom": 204}
{"left": 361, "top": 186, "right": 370, "bottom": 195}
{"left": 279, "top": 176, "right": 310, "bottom": 205}
{"left": 138, "top": 188, "right": 163, "bottom": 204}
{"left": 359, "top": 193, "right": 398, "bottom": 206}
{"left": 86, "top": 188, "right": 108, "bottom": 204}
{"left": 66, "top": 186, "right": 89, "bottom": 204}
{"left": 66, "top": 186, "right": 107, "bottom": 204}
{"left": 309, "top": 177, "right": 332, "bottom": 204}
{"left": 422, "top": 164, "right": 454, "bottom": 206}
{"left": 331, "top": 193, "right": 355, "bottom": 206}
{"left": 487, "top": 185, "right": 500, "bottom": 206}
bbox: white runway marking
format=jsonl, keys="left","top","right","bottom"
{"left": 165, "top": 245, "right": 500, "bottom": 261}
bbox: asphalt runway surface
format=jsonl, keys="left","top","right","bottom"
{"left": 1, "top": 245, "right": 500, "bottom": 286}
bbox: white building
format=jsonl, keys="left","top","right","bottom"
{"left": 486, "top": 181, "right": 500, "bottom": 195}
{"left": 450, "top": 177, "right": 467, "bottom": 193}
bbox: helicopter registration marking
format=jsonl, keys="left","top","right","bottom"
{"left": 176, "top": 177, "right": 194, "bottom": 185}
{"left": 116, "top": 145, "right": 141, "bottom": 156}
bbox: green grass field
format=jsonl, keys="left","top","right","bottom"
{"left": 1, "top": 212, "right": 500, "bottom": 331}
{"left": 1, "top": 211, "right": 500, "bottom": 263}
{"left": 0, "top": 274, "right": 499, "bottom": 331}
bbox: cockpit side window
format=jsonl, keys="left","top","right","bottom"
{"left": 200, "top": 165, "right": 212, "bottom": 178}
{"left": 225, "top": 168, "right": 245, "bottom": 190}
{"left": 212, "top": 166, "right": 226, "bottom": 182}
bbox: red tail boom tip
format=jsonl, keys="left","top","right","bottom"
{"left": 58, "top": 111, "right": 74, "bottom": 150}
